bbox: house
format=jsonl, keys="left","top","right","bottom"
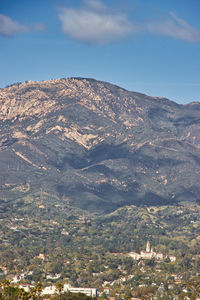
{"left": 41, "top": 285, "right": 56, "bottom": 295}
{"left": 37, "top": 253, "right": 45, "bottom": 260}
{"left": 11, "top": 273, "right": 25, "bottom": 283}
{"left": 19, "top": 284, "right": 34, "bottom": 292}
{"left": 46, "top": 273, "right": 61, "bottom": 280}
{"left": 103, "top": 287, "right": 110, "bottom": 295}
{"left": 168, "top": 255, "right": 176, "bottom": 262}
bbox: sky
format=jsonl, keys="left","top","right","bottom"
{"left": 0, "top": 0, "right": 200, "bottom": 104}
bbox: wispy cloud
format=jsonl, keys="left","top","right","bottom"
{"left": 146, "top": 12, "right": 200, "bottom": 43}
{"left": 58, "top": 0, "right": 200, "bottom": 45}
{"left": 0, "top": 14, "right": 45, "bottom": 37}
{"left": 58, "top": 0, "right": 134, "bottom": 45}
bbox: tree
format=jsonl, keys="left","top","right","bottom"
{"left": 134, "top": 286, "right": 156, "bottom": 300}
{"left": 0, "top": 279, "right": 10, "bottom": 298}
{"left": 35, "top": 282, "right": 43, "bottom": 300}
{"left": 29, "top": 286, "right": 37, "bottom": 299}
{"left": 17, "top": 288, "right": 30, "bottom": 300}
{"left": 55, "top": 281, "right": 64, "bottom": 300}
{"left": 0, "top": 278, "right": 10, "bottom": 289}
{"left": 186, "top": 280, "right": 200, "bottom": 299}
{"left": 164, "top": 256, "right": 170, "bottom": 263}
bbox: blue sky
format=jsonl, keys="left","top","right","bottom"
{"left": 0, "top": 0, "right": 200, "bottom": 103}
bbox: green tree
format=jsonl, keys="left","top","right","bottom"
{"left": 35, "top": 282, "right": 43, "bottom": 300}
{"left": 29, "top": 286, "right": 37, "bottom": 299}
{"left": 0, "top": 279, "right": 10, "bottom": 299}
{"left": 55, "top": 281, "right": 64, "bottom": 300}
{"left": 186, "top": 280, "right": 200, "bottom": 299}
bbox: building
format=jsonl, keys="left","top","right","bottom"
{"left": 46, "top": 273, "right": 61, "bottom": 280}
{"left": 41, "top": 285, "right": 56, "bottom": 296}
{"left": 155, "top": 252, "right": 164, "bottom": 260}
{"left": 140, "top": 250, "right": 154, "bottom": 260}
{"left": 128, "top": 252, "right": 141, "bottom": 260}
{"left": 128, "top": 241, "right": 163, "bottom": 261}
{"left": 37, "top": 253, "right": 45, "bottom": 260}
{"left": 19, "top": 284, "right": 34, "bottom": 293}
{"left": 63, "top": 284, "right": 98, "bottom": 297}
{"left": 11, "top": 273, "right": 25, "bottom": 283}
{"left": 41, "top": 283, "right": 97, "bottom": 297}
{"left": 168, "top": 255, "right": 176, "bottom": 262}
{"left": 146, "top": 241, "right": 151, "bottom": 252}
{"left": 103, "top": 287, "right": 110, "bottom": 295}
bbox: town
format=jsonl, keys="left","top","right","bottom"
{"left": 0, "top": 205, "right": 199, "bottom": 299}
{"left": 0, "top": 238, "right": 199, "bottom": 299}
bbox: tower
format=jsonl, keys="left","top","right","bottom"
{"left": 146, "top": 241, "right": 150, "bottom": 252}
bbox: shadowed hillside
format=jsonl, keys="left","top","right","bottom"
{"left": 0, "top": 78, "right": 199, "bottom": 213}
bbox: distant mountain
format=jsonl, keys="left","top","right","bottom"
{"left": 0, "top": 78, "right": 199, "bottom": 213}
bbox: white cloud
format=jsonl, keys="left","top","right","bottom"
{"left": 146, "top": 12, "right": 200, "bottom": 42}
{"left": 0, "top": 14, "right": 45, "bottom": 37}
{"left": 84, "top": 0, "right": 106, "bottom": 11}
{"left": 0, "top": 14, "right": 28, "bottom": 36}
{"left": 58, "top": 0, "right": 200, "bottom": 45}
{"left": 58, "top": 1, "right": 134, "bottom": 45}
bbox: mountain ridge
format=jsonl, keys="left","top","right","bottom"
{"left": 3, "top": 77, "right": 190, "bottom": 105}
{"left": 0, "top": 77, "right": 199, "bottom": 213}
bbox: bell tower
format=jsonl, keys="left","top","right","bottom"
{"left": 146, "top": 241, "right": 150, "bottom": 252}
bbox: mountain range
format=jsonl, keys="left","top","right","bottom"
{"left": 0, "top": 78, "right": 199, "bottom": 213}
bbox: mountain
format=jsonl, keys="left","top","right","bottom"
{"left": 0, "top": 78, "right": 199, "bottom": 213}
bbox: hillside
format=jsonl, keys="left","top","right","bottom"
{"left": 0, "top": 78, "right": 200, "bottom": 213}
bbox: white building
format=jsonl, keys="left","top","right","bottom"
{"left": 41, "top": 285, "right": 56, "bottom": 296}
{"left": 155, "top": 252, "right": 163, "bottom": 260}
{"left": 64, "top": 284, "right": 97, "bottom": 297}
{"left": 168, "top": 255, "right": 176, "bottom": 262}
{"left": 11, "top": 273, "right": 25, "bottom": 283}
{"left": 41, "top": 283, "right": 97, "bottom": 297}
{"left": 140, "top": 250, "right": 154, "bottom": 259}
{"left": 128, "top": 252, "right": 141, "bottom": 260}
{"left": 128, "top": 241, "right": 164, "bottom": 261}
{"left": 19, "top": 284, "right": 34, "bottom": 292}
{"left": 46, "top": 273, "right": 61, "bottom": 280}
